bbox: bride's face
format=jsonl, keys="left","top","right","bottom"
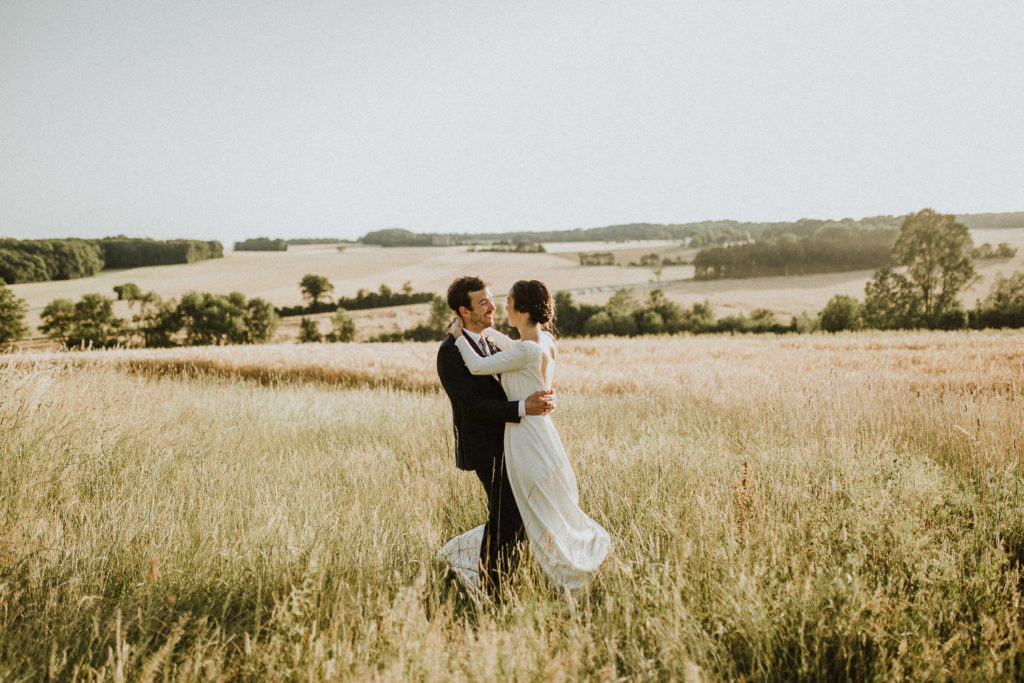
{"left": 506, "top": 292, "right": 523, "bottom": 327}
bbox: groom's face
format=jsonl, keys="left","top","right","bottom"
{"left": 461, "top": 287, "right": 495, "bottom": 331}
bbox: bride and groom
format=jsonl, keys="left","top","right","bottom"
{"left": 435, "top": 276, "right": 610, "bottom": 599}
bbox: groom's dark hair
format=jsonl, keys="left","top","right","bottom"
{"left": 447, "top": 276, "right": 488, "bottom": 314}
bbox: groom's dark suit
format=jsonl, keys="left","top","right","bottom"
{"left": 437, "top": 333, "right": 525, "bottom": 594}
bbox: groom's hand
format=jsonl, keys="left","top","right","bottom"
{"left": 524, "top": 389, "right": 556, "bottom": 416}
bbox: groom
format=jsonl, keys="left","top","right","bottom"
{"left": 436, "top": 275, "right": 555, "bottom": 596}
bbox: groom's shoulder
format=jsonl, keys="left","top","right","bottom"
{"left": 437, "top": 334, "right": 455, "bottom": 352}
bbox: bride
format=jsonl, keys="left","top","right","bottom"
{"left": 438, "top": 279, "right": 610, "bottom": 593}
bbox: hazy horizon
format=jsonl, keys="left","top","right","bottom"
{"left": 3, "top": 1, "right": 1022, "bottom": 245}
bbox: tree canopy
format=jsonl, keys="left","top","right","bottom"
{"left": 0, "top": 280, "right": 28, "bottom": 345}
{"left": 892, "top": 208, "right": 976, "bottom": 321}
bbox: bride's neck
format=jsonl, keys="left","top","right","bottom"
{"left": 517, "top": 323, "right": 542, "bottom": 342}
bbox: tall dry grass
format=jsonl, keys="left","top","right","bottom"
{"left": 1, "top": 330, "right": 1023, "bottom": 680}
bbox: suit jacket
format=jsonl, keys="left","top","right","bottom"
{"left": 437, "top": 333, "right": 521, "bottom": 471}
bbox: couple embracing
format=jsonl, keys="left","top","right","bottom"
{"left": 435, "top": 276, "right": 610, "bottom": 599}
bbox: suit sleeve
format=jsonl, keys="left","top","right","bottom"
{"left": 438, "top": 342, "right": 521, "bottom": 424}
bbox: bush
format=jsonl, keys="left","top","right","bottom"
{"left": 178, "top": 292, "right": 278, "bottom": 346}
{"left": 235, "top": 237, "right": 287, "bottom": 251}
{"left": 0, "top": 280, "right": 28, "bottom": 345}
{"left": 40, "top": 294, "right": 124, "bottom": 348}
{"left": 244, "top": 298, "right": 279, "bottom": 344}
{"left": 928, "top": 307, "right": 968, "bottom": 330}
{"left": 972, "top": 271, "right": 1024, "bottom": 328}
{"left": 638, "top": 310, "right": 665, "bottom": 334}
{"left": 583, "top": 311, "right": 615, "bottom": 336}
{"left": 790, "top": 311, "right": 819, "bottom": 334}
{"left": 113, "top": 283, "right": 143, "bottom": 301}
{"left": 747, "top": 308, "right": 785, "bottom": 333}
{"left": 298, "top": 317, "right": 322, "bottom": 343}
{"left": 552, "top": 291, "right": 601, "bottom": 337}
{"left": 819, "top": 295, "right": 864, "bottom": 332}
{"left": 863, "top": 267, "right": 922, "bottom": 329}
{"left": 130, "top": 293, "right": 181, "bottom": 348}
{"left": 326, "top": 309, "right": 356, "bottom": 343}
{"left": 39, "top": 299, "right": 76, "bottom": 342}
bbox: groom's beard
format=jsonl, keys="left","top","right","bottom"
{"left": 467, "top": 310, "right": 494, "bottom": 332}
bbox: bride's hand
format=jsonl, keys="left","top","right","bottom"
{"left": 446, "top": 315, "right": 464, "bottom": 338}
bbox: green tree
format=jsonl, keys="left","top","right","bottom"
{"left": 643, "top": 290, "right": 687, "bottom": 332}
{"left": 0, "top": 280, "right": 28, "bottom": 345}
{"left": 790, "top": 311, "right": 819, "bottom": 334}
{"left": 113, "top": 282, "right": 143, "bottom": 301}
{"left": 689, "top": 300, "right": 716, "bottom": 331}
{"left": 583, "top": 311, "right": 615, "bottom": 336}
{"left": 637, "top": 310, "right": 665, "bottom": 334}
{"left": 299, "top": 274, "right": 334, "bottom": 307}
{"left": 747, "top": 308, "right": 782, "bottom": 332}
{"left": 892, "top": 208, "right": 976, "bottom": 321}
{"left": 243, "top": 297, "right": 279, "bottom": 343}
{"left": 176, "top": 291, "right": 277, "bottom": 345}
{"left": 131, "top": 292, "right": 181, "bottom": 348}
{"left": 819, "top": 295, "right": 864, "bottom": 332}
{"left": 326, "top": 308, "right": 356, "bottom": 342}
{"left": 178, "top": 292, "right": 248, "bottom": 345}
{"left": 552, "top": 291, "right": 600, "bottom": 337}
{"left": 863, "top": 267, "right": 922, "bottom": 329}
{"left": 427, "top": 295, "right": 451, "bottom": 332}
{"left": 973, "top": 271, "right": 1024, "bottom": 328}
{"left": 40, "top": 298, "right": 76, "bottom": 343}
{"left": 298, "top": 317, "right": 322, "bottom": 343}
{"left": 69, "top": 294, "right": 124, "bottom": 348}
{"left": 41, "top": 294, "right": 123, "bottom": 348}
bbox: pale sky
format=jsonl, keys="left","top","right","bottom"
{"left": 2, "top": 1, "right": 1022, "bottom": 244}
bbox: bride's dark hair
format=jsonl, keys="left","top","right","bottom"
{"left": 509, "top": 280, "right": 555, "bottom": 329}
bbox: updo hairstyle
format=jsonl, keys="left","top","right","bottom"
{"left": 510, "top": 280, "right": 555, "bottom": 327}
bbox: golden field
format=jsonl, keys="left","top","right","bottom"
{"left": 2, "top": 330, "right": 1023, "bottom": 680}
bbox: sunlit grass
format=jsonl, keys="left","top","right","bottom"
{"left": 1, "top": 330, "right": 1023, "bottom": 679}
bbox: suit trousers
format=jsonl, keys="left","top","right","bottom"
{"left": 475, "top": 454, "right": 525, "bottom": 596}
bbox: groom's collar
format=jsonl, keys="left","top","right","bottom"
{"left": 463, "top": 328, "right": 485, "bottom": 346}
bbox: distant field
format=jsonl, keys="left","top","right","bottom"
{"left": 578, "top": 227, "right": 1024, "bottom": 319}
{"left": 2, "top": 331, "right": 1022, "bottom": 678}
{"left": 8, "top": 228, "right": 1024, "bottom": 336}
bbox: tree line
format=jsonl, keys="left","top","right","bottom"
{"left": 371, "top": 210, "right": 1024, "bottom": 341}
{"left": 32, "top": 288, "right": 279, "bottom": 349}
{"left": 0, "top": 272, "right": 440, "bottom": 349}
{"left": 0, "top": 237, "right": 223, "bottom": 284}
{"left": 355, "top": 212, "right": 1024, "bottom": 248}
{"left": 693, "top": 221, "right": 899, "bottom": 279}
{"left": 234, "top": 237, "right": 288, "bottom": 251}
{"left": 3, "top": 209, "right": 1021, "bottom": 348}
{"left": 277, "top": 276, "right": 433, "bottom": 317}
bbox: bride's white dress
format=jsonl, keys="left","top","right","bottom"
{"left": 437, "top": 329, "right": 611, "bottom": 592}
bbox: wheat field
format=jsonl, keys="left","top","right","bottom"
{"left": 2, "top": 330, "right": 1023, "bottom": 680}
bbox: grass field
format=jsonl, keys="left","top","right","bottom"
{"left": 2, "top": 330, "right": 1023, "bottom": 679}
